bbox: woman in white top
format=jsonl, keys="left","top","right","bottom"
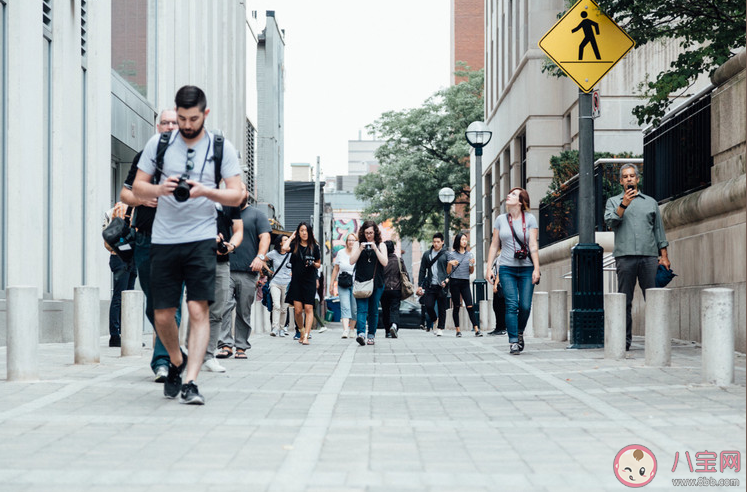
{"left": 267, "top": 235, "right": 292, "bottom": 337}
{"left": 330, "top": 233, "right": 358, "bottom": 338}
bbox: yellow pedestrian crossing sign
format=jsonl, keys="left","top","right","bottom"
{"left": 538, "top": 0, "right": 635, "bottom": 93}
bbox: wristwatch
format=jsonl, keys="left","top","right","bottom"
{"left": 257, "top": 254, "right": 266, "bottom": 261}
{"left": 620, "top": 203, "right": 628, "bottom": 209}
{"left": 227, "top": 242, "right": 235, "bottom": 251}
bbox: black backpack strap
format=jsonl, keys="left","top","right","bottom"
{"left": 212, "top": 130, "right": 224, "bottom": 186}
{"left": 153, "top": 131, "right": 172, "bottom": 184}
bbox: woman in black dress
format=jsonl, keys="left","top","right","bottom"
{"left": 282, "top": 222, "right": 321, "bottom": 345}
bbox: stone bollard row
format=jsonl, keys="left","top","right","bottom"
{"left": 6, "top": 286, "right": 39, "bottom": 381}
{"left": 74, "top": 286, "right": 100, "bottom": 364}
{"left": 550, "top": 290, "right": 568, "bottom": 342}
{"left": 479, "top": 300, "right": 491, "bottom": 332}
{"left": 604, "top": 293, "right": 626, "bottom": 360}
{"left": 532, "top": 292, "right": 549, "bottom": 338}
{"left": 701, "top": 288, "right": 734, "bottom": 386}
{"left": 644, "top": 288, "right": 672, "bottom": 367}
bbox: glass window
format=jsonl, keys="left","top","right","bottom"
{"left": 111, "top": 0, "right": 148, "bottom": 98}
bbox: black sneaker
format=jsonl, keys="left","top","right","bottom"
{"left": 497, "top": 330, "right": 507, "bottom": 336}
{"left": 456, "top": 331, "right": 462, "bottom": 337}
{"left": 164, "top": 351, "right": 188, "bottom": 399}
{"left": 385, "top": 332, "right": 393, "bottom": 338}
{"left": 475, "top": 330, "right": 483, "bottom": 337}
{"left": 510, "top": 343, "right": 520, "bottom": 355}
{"left": 390, "top": 324, "right": 398, "bottom": 339}
{"left": 486, "top": 329, "right": 500, "bottom": 336}
{"left": 356, "top": 334, "right": 365, "bottom": 346}
{"left": 109, "top": 336, "right": 121, "bottom": 347}
{"left": 180, "top": 380, "right": 205, "bottom": 405}
{"left": 518, "top": 333, "right": 525, "bottom": 352}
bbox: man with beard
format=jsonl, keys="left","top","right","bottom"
{"left": 133, "top": 86, "right": 244, "bottom": 405}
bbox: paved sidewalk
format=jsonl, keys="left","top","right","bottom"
{"left": 0, "top": 324, "right": 744, "bottom": 491}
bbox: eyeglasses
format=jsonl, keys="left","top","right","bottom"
{"left": 160, "top": 120, "right": 178, "bottom": 126}
{"left": 186, "top": 148, "right": 195, "bottom": 172}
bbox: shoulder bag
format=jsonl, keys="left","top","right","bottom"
{"left": 397, "top": 258, "right": 414, "bottom": 298}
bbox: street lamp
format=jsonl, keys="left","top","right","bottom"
{"left": 465, "top": 121, "right": 492, "bottom": 328}
{"left": 438, "top": 187, "right": 455, "bottom": 249}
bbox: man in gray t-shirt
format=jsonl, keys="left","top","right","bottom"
{"left": 133, "top": 86, "right": 243, "bottom": 405}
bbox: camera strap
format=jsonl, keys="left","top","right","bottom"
{"left": 153, "top": 130, "right": 224, "bottom": 187}
{"left": 506, "top": 212, "right": 527, "bottom": 252}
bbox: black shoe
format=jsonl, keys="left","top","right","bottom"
{"left": 486, "top": 329, "right": 500, "bottom": 336}
{"left": 109, "top": 336, "right": 121, "bottom": 347}
{"left": 497, "top": 330, "right": 507, "bottom": 336}
{"left": 456, "top": 331, "right": 462, "bottom": 337}
{"left": 356, "top": 335, "right": 365, "bottom": 346}
{"left": 390, "top": 324, "right": 398, "bottom": 338}
{"left": 510, "top": 343, "right": 520, "bottom": 355}
{"left": 475, "top": 330, "right": 483, "bottom": 337}
{"left": 518, "top": 333, "right": 525, "bottom": 352}
{"left": 180, "top": 380, "right": 205, "bottom": 405}
{"left": 385, "top": 332, "right": 393, "bottom": 338}
{"left": 164, "top": 351, "right": 187, "bottom": 399}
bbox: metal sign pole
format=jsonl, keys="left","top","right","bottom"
{"left": 570, "top": 90, "right": 604, "bottom": 348}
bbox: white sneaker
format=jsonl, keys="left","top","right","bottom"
{"left": 318, "top": 326, "right": 328, "bottom": 334}
{"left": 283, "top": 328, "right": 289, "bottom": 336}
{"left": 436, "top": 329, "right": 443, "bottom": 337}
{"left": 270, "top": 329, "right": 278, "bottom": 337}
{"left": 278, "top": 330, "right": 286, "bottom": 337}
{"left": 202, "top": 358, "right": 226, "bottom": 373}
{"left": 341, "top": 329, "right": 349, "bottom": 338}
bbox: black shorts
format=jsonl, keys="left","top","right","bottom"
{"left": 150, "top": 239, "right": 217, "bottom": 310}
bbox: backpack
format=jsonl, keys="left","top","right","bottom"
{"left": 152, "top": 130, "right": 225, "bottom": 186}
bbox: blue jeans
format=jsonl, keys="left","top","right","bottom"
{"left": 338, "top": 285, "right": 356, "bottom": 320}
{"left": 356, "top": 286, "right": 384, "bottom": 338}
{"left": 109, "top": 254, "right": 137, "bottom": 339}
{"left": 499, "top": 266, "right": 535, "bottom": 343}
{"left": 134, "top": 231, "right": 182, "bottom": 372}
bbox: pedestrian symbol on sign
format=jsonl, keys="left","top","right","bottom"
{"left": 572, "top": 11, "right": 601, "bottom": 60}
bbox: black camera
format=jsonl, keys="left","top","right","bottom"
{"left": 304, "top": 255, "right": 316, "bottom": 268}
{"left": 217, "top": 241, "right": 229, "bottom": 254}
{"left": 173, "top": 173, "right": 192, "bottom": 202}
{"left": 514, "top": 249, "right": 528, "bottom": 260}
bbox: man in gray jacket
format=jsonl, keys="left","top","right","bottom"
{"left": 417, "top": 232, "right": 450, "bottom": 336}
{"left": 604, "top": 163, "right": 671, "bottom": 351}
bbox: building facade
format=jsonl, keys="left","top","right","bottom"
{"left": 0, "top": 0, "right": 254, "bottom": 344}
{"left": 451, "top": 0, "right": 484, "bottom": 80}
{"left": 256, "top": 11, "right": 286, "bottom": 226}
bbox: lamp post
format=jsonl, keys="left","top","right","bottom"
{"left": 465, "top": 121, "right": 492, "bottom": 328}
{"left": 438, "top": 187, "right": 455, "bottom": 249}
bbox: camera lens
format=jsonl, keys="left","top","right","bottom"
{"left": 173, "top": 178, "right": 191, "bottom": 202}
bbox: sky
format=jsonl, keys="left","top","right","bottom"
{"left": 251, "top": 1, "right": 452, "bottom": 179}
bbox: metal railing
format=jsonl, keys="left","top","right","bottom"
{"left": 643, "top": 89, "right": 713, "bottom": 203}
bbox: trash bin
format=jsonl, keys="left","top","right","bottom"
{"left": 325, "top": 296, "right": 341, "bottom": 322}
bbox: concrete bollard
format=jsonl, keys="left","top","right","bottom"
{"left": 644, "top": 288, "right": 672, "bottom": 367}
{"left": 444, "top": 308, "right": 455, "bottom": 329}
{"left": 74, "top": 286, "right": 100, "bottom": 364}
{"left": 701, "top": 288, "right": 735, "bottom": 386}
{"left": 533, "top": 292, "right": 549, "bottom": 338}
{"left": 121, "top": 290, "right": 144, "bottom": 356}
{"left": 550, "top": 290, "right": 568, "bottom": 342}
{"left": 479, "top": 300, "right": 490, "bottom": 332}
{"left": 6, "top": 286, "right": 39, "bottom": 381}
{"left": 604, "top": 293, "right": 626, "bottom": 360}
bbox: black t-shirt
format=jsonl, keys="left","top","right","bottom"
{"left": 215, "top": 204, "right": 241, "bottom": 263}
{"left": 229, "top": 205, "right": 272, "bottom": 272}
{"left": 355, "top": 245, "right": 385, "bottom": 289}
{"left": 123, "top": 151, "right": 156, "bottom": 234}
{"left": 290, "top": 243, "right": 321, "bottom": 284}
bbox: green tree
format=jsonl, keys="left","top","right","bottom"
{"left": 542, "top": 0, "right": 745, "bottom": 126}
{"left": 355, "top": 67, "right": 484, "bottom": 241}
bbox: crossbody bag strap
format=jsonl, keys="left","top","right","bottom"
{"left": 268, "top": 254, "right": 289, "bottom": 282}
{"left": 506, "top": 213, "right": 527, "bottom": 250}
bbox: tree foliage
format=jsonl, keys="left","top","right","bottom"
{"left": 355, "top": 67, "right": 484, "bottom": 241}
{"left": 542, "top": 0, "right": 746, "bottom": 126}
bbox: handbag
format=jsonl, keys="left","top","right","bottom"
{"left": 102, "top": 207, "right": 135, "bottom": 262}
{"left": 397, "top": 258, "right": 414, "bottom": 298}
{"left": 353, "top": 251, "right": 378, "bottom": 299}
{"left": 338, "top": 271, "right": 353, "bottom": 288}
